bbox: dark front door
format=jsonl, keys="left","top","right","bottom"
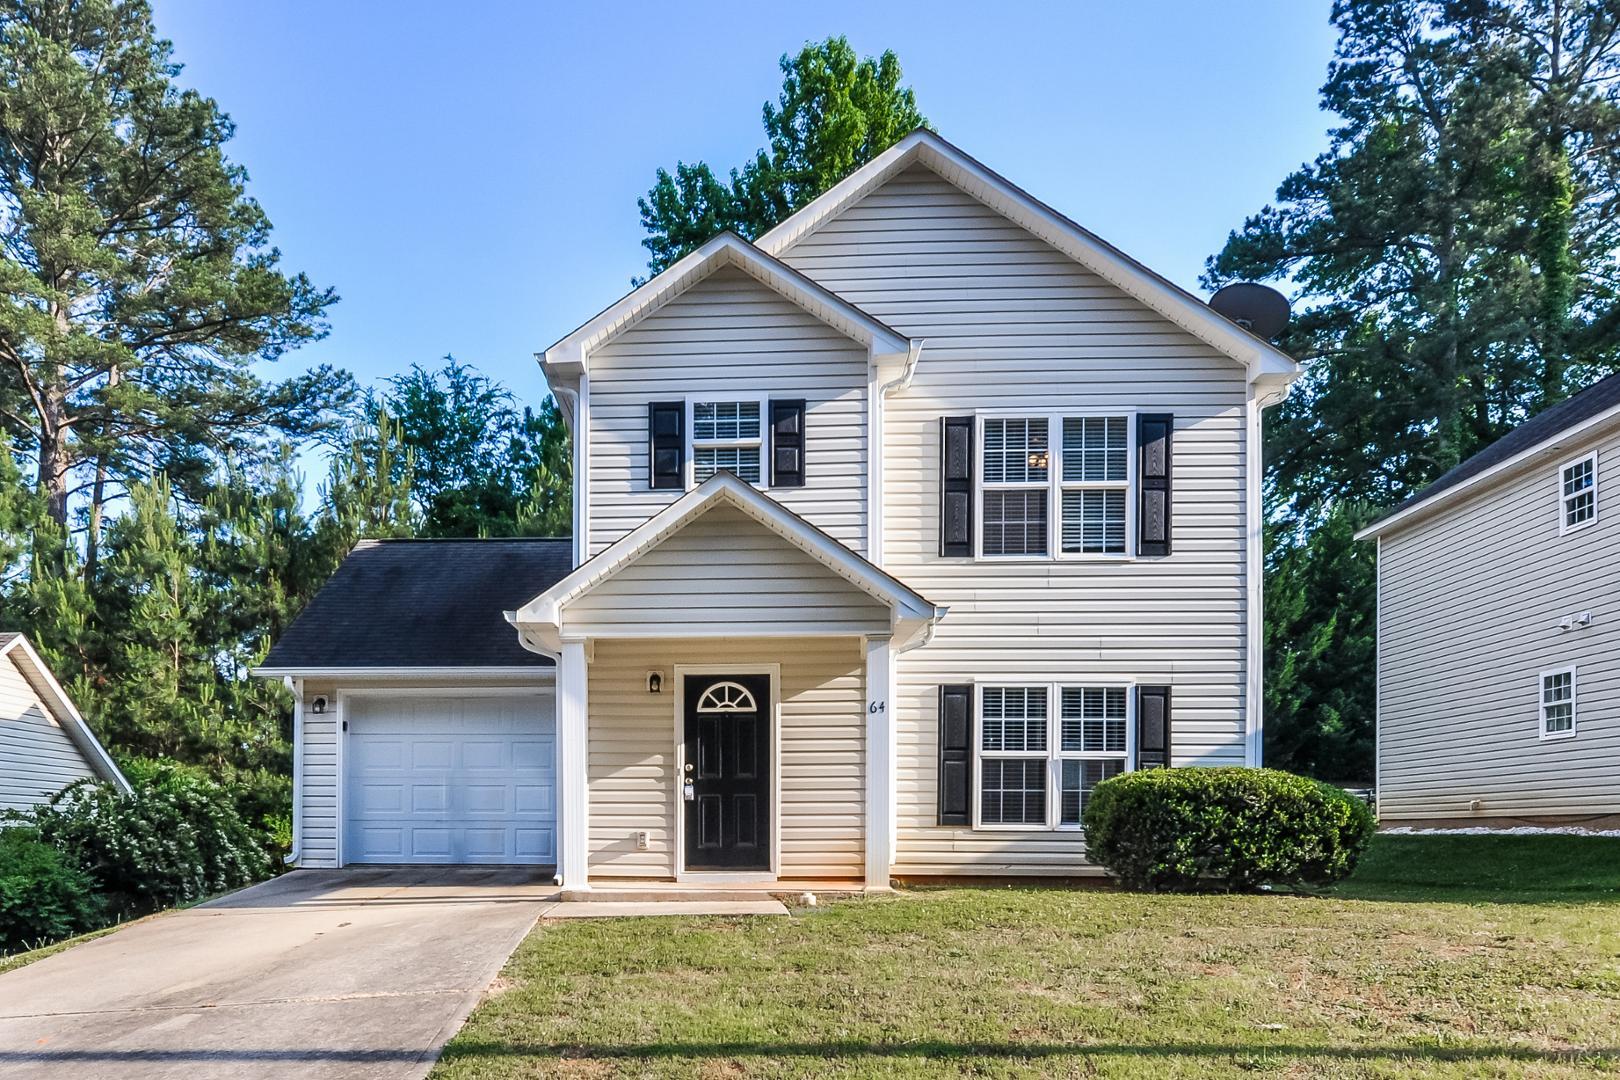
{"left": 683, "top": 673, "right": 771, "bottom": 871}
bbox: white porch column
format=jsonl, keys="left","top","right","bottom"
{"left": 864, "top": 635, "right": 896, "bottom": 889}
{"left": 556, "top": 639, "right": 590, "bottom": 889}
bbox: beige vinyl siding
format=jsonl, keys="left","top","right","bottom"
{"left": 586, "top": 637, "right": 865, "bottom": 880}
{"left": 587, "top": 264, "right": 870, "bottom": 556}
{"left": 0, "top": 656, "right": 99, "bottom": 813}
{"left": 296, "top": 675, "right": 553, "bottom": 869}
{"left": 779, "top": 163, "right": 1251, "bottom": 875}
{"left": 564, "top": 504, "right": 891, "bottom": 638}
{"left": 1376, "top": 426, "right": 1620, "bottom": 821}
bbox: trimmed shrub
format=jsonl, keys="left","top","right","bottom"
{"left": 1082, "top": 767, "right": 1376, "bottom": 892}
{"left": 29, "top": 768, "right": 269, "bottom": 916}
{"left": 0, "top": 826, "right": 107, "bottom": 953}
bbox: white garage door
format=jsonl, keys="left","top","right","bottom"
{"left": 343, "top": 694, "right": 555, "bottom": 865}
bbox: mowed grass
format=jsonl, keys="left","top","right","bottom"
{"left": 434, "top": 836, "right": 1620, "bottom": 1079}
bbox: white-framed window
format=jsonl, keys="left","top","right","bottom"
{"left": 1539, "top": 666, "right": 1576, "bottom": 740}
{"left": 1559, "top": 452, "right": 1598, "bottom": 534}
{"left": 978, "top": 412, "right": 1134, "bottom": 559}
{"left": 689, "top": 396, "right": 766, "bottom": 484}
{"left": 976, "top": 682, "right": 1132, "bottom": 829}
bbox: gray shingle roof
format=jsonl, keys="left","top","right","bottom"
{"left": 261, "top": 539, "right": 572, "bottom": 670}
{"left": 1372, "top": 372, "right": 1620, "bottom": 528}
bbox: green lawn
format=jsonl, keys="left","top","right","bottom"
{"left": 435, "top": 836, "right": 1620, "bottom": 1079}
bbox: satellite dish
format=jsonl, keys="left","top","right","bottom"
{"left": 1208, "top": 283, "right": 1290, "bottom": 340}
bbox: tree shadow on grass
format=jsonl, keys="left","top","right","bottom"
{"left": 437, "top": 1040, "right": 1617, "bottom": 1067}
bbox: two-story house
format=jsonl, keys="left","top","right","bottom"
{"left": 257, "top": 131, "right": 1300, "bottom": 889}
{"left": 1358, "top": 371, "right": 1620, "bottom": 829}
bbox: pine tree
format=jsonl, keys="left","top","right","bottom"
{"left": 1209, "top": 0, "right": 1620, "bottom": 778}
{"left": 0, "top": 0, "right": 349, "bottom": 552}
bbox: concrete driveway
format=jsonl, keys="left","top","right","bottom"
{"left": 0, "top": 868, "right": 556, "bottom": 1080}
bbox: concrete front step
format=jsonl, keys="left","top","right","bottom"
{"left": 558, "top": 886, "right": 863, "bottom": 903}
{"left": 541, "top": 899, "right": 789, "bottom": 918}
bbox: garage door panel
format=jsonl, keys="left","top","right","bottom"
{"left": 343, "top": 694, "right": 555, "bottom": 865}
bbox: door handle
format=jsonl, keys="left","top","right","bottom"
{"left": 683, "top": 781, "right": 695, "bottom": 801}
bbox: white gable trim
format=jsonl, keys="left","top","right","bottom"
{"left": 541, "top": 231, "right": 913, "bottom": 377}
{"left": 757, "top": 130, "right": 1300, "bottom": 387}
{"left": 508, "top": 473, "right": 944, "bottom": 653}
{"left": 0, "top": 634, "right": 131, "bottom": 793}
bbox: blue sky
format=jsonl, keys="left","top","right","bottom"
{"left": 152, "top": 1, "right": 1339, "bottom": 410}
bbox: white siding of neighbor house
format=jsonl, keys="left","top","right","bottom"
{"left": 586, "top": 636, "right": 865, "bottom": 880}
{"left": 586, "top": 264, "right": 870, "bottom": 557}
{"left": 777, "top": 164, "right": 1252, "bottom": 875}
{"left": 1376, "top": 424, "right": 1620, "bottom": 822}
{"left": 0, "top": 656, "right": 99, "bottom": 813}
{"left": 563, "top": 503, "right": 891, "bottom": 638}
{"left": 296, "top": 676, "right": 553, "bottom": 869}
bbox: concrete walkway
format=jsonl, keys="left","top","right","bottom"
{"left": 0, "top": 868, "right": 556, "bottom": 1080}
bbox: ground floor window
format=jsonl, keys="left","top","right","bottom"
{"left": 1540, "top": 666, "right": 1576, "bottom": 739}
{"left": 977, "top": 683, "right": 1132, "bottom": 829}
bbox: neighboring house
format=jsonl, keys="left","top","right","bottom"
{"left": 0, "top": 633, "right": 130, "bottom": 813}
{"left": 1358, "top": 372, "right": 1620, "bottom": 828}
{"left": 257, "top": 131, "right": 1300, "bottom": 887}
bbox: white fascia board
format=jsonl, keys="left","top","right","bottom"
{"left": 1355, "top": 401, "right": 1620, "bottom": 541}
{"left": 510, "top": 473, "right": 940, "bottom": 634}
{"left": 249, "top": 666, "right": 555, "bottom": 679}
{"left": 539, "top": 232, "right": 910, "bottom": 375}
{"left": 757, "top": 129, "right": 1301, "bottom": 388}
{"left": 2, "top": 635, "right": 131, "bottom": 793}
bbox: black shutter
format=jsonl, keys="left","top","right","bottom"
{"left": 1138, "top": 413, "right": 1173, "bottom": 557}
{"left": 1136, "top": 685, "right": 1171, "bottom": 769}
{"left": 938, "top": 684, "right": 973, "bottom": 825}
{"left": 940, "top": 416, "right": 974, "bottom": 557}
{"left": 648, "top": 401, "right": 684, "bottom": 490}
{"left": 769, "top": 399, "right": 806, "bottom": 487}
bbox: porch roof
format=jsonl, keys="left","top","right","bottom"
{"left": 507, "top": 473, "right": 944, "bottom": 654}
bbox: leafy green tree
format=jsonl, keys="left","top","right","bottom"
{"left": 364, "top": 358, "right": 569, "bottom": 538}
{"left": 0, "top": 0, "right": 349, "bottom": 559}
{"left": 639, "top": 37, "right": 928, "bottom": 274}
{"left": 1208, "top": 0, "right": 1620, "bottom": 778}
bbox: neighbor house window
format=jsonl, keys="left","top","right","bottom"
{"left": 1540, "top": 667, "right": 1576, "bottom": 740}
{"left": 981, "top": 414, "right": 1132, "bottom": 558}
{"left": 978, "top": 683, "right": 1132, "bottom": 829}
{"left": 1560, "top": 453, "right": 1597, "bottom": 533}
{"left": 691, "top": 398, "right": 764, "bottom": 484}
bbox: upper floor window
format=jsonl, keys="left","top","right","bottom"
{"left": 1540, "top": 667, "right": 1576, "bottom": 740}
{"left": 692, "top": 398, "right": 763, "bottom": 484}
{"left": 1560, "top": 452, "right": 1597, "bottom": 534}
{"left": 980, "top": 413, "right": 1132, "bottom": 559}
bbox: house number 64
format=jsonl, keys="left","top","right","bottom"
{"left": 868, "top": 700, "right": 886, "bottom": 714}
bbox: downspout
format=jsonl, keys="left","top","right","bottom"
{"left": 508, "top": 614, "right": 567, "bottom": 886}
{"left": 869, "top": 340, "right": 924, "bottom": 567}
{"left": 283, "top": 676, "right": 303, "bottom": 868}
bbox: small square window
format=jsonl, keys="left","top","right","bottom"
{"left": 690, "top": 399, "right": 764, "bottom": 484}
{"left": 1560, "top": 454, "right": 1597, "bottom": 533}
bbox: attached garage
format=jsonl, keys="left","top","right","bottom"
{"left": 343, "top": 693, "right": 555, "bottom": 865}
{"left": 253, "top": 537, "right": 573, "bottom": 870}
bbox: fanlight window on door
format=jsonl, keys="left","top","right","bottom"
{"left": 695, "top": 681, "right": 758, "bottom": 713}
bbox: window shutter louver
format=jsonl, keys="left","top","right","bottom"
{"left": 769, "top": 399, "right": 806, "bottom": 487}
{"left": 1135, "top": 685, "right": 1171, "bottom": 769}
{"left": 938, "top": 684, "right": 973, "bottom": 825}
{"left": 1137, "top": 413, "right": 1173, "bottom": 557}
{"left": 940, "top": 416, "right": 974, "bottom": 557}
{"left": 648, "top": 401, "right": 685, "bottom": 490}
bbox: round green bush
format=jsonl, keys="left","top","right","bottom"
{"left": 1081, "top": 767, "right": 1375, "bottom": 892}
{"left": 30, "top": 768, "right": 269, "bottom": 916}
{"left": 0, "top": 826, "right": 107, "bottom": 953}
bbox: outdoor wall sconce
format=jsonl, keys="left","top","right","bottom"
{"left": 646, "top": 671, "right": 663, "bottom": 694}
{"left": 310, "top": 696, "right": 328, "bottom": 714}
